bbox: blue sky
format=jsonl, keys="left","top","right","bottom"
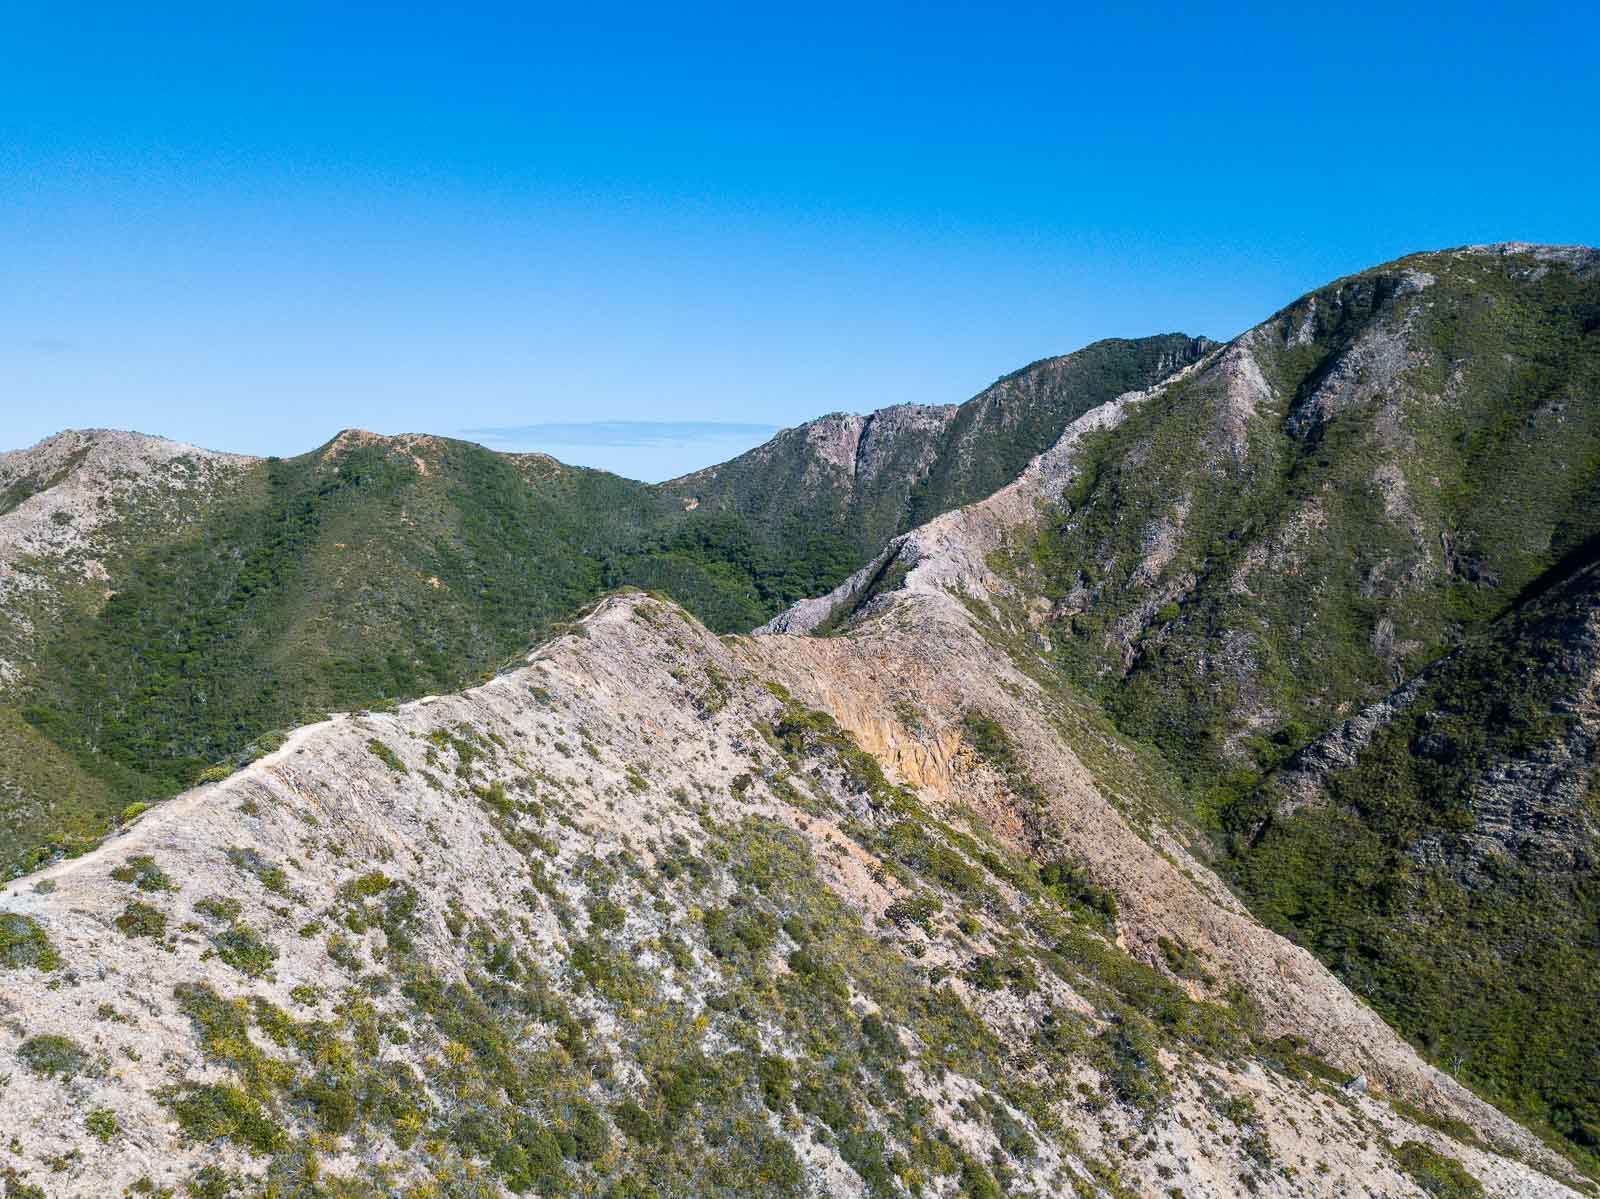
{"left": 2, "top": 2, "right": 1595, "bottom": 480}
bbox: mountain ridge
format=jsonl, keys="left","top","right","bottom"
{"left": 3, "top": 242, "right": 1599, "bottom": 1195}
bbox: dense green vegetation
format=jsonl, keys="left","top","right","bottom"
{"left": 602, "top": 513, "right": 862, "bottom": 631}
{"left": 0, "top": 702, "right": 126, "bottom": 872}
{"left": 1225, "top": 563, "right": 1600, "bottom": 1168}
{"left": 1393, "top": 1141, "right": 1485, "bottom": 1199}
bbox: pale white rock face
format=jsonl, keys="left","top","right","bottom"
{"left": 848, "top": 404, "right": 960, "bottom": 486}
{"left": 711, "top": 403, "right": 960, "bottom": 494}
{"left": 0, "top": 429, "right": 253, "bottom": 567}
{"left": 1204, "top": 337, "right": 1273, "bottom": 463}
{"left": 1458, "top": 242, "right": 1600, "bottom": 274}
{"left": 799, "top": 412, "right": 869, "bottom": 477}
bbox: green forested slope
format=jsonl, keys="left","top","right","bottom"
{"left": 12, "top": 438, "right": 656, "bottom": 867}
{"left": 659, "top": 334, "right": 1213, "bottom": 570}
{"left": 1225, "top": 559, "right": 1600, "bottom": 1161}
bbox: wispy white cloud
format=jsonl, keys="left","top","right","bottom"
{"left": 462, "top": 420, "right": 779, "bottom": 449}
{"left": 459, "top": 420, "right": 781, "bottom": 482}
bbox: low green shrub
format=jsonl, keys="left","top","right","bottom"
{"left": 109, "top": 854, "right": 177, "bottom": 892}
{"left": 0, "top": 913, "right": 60, "bottom": 971}
{"left": 1392, "top": 1140, "right": 1484, "bottom": 1199}
{"left": 115, "top": 900, "right": 167, "bottom": 939}
{"left": 18, "top": 1034, "right": 88, "bottom": 1080}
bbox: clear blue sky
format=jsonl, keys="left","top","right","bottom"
{"left": 2, "top": 2, "right": 1594, "bottom": 479}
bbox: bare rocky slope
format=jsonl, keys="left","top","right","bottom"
{"left": 3, "top": 340, "right": 1590, "bottom": 1197}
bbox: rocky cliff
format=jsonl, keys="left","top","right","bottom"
{"left": 660, "top": 334, "right": 1213, "bottom": 565}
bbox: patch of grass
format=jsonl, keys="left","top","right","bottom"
{"left": 193, "top": 895, "right": 242, "bottom": 924}
{"left": 84, "top": 1108, "right": 119, "bottom": 1143}
{"left": 365, "top": 739, "right": 408, "bottom": 774}
{"left": 225, "top": 846, "right": 290, "bottom": 895}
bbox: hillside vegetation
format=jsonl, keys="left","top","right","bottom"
{"left": 1230, "top": 559, "right": 1600, "bottom": 1160}
{"left": 4, "top": 242, "right": 1599, "bottom": 1192}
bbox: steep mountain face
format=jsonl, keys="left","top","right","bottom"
{"left": 0, "top": 336, "right": 1208, "bottom": 880}
{"left": 658, "top": 334, "right": 1213, "bottom": 569}
{"left": 944, "top": 242, "right": 1600, "bottom": 1168}
{"left": 1021, "top": 244, "right": 1600, "bottom": 782}
{"left": 1231, "top": 557, "right": 1600, "bottom": 1157}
